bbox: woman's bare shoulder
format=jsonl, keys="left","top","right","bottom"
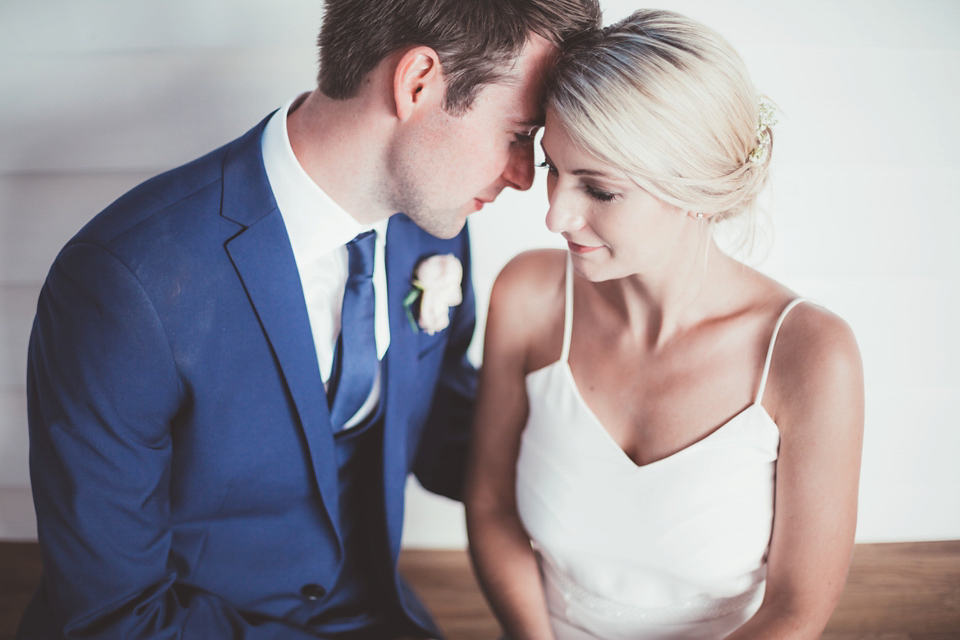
{"left": 496, "top": 248, "right": 567, "bottom": 287}
{"left": 775, "top": 301, "right": 861, "bottom": 376}
{"left": 486, "top": 249, "right": 568, "bottom": 364}
{"left": 766, "top": 299, "right": 864, "bottom": 430}
{"left": 491, "top": 249, "right": 567, "bottom": 315}
{"left": 738, "top": 269, "right": 858, "bottom": 375}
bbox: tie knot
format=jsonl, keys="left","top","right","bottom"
{"left": 346, "top": 230, "right": 376, "bottom": 277}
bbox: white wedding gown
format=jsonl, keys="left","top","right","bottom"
{"left": 516, "top": 257, "right": 805, "bottom": 639}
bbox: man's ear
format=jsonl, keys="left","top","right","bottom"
{"left": 394, "top": 46, "right": 443, "bottom": 121}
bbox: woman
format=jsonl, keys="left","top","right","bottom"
{"left": 465, "top": 9, "right": 863, "bottom": 640}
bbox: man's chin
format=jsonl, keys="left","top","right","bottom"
{"left": 410, "top": 209, "right": 469, "bottom": 239}
{"left": 428, "top": 220, "right": 467, "bottom": 240}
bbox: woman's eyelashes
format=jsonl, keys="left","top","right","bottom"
{"left": 537, "top": 159, "right": 620, "bottom": 203}
{"left": 584, "top": 184, "right": 619, "bottom": 203}
{"left": 536, "top": 160, "right": 558, "bottom": 176}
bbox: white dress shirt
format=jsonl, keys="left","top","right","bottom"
{"left": 261, "top": 93, "right": 390, "bottom": 430}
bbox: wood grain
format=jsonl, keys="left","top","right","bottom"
{"left": 822, "top": 541, "right": 960, "bottom": 638}
{"left": 0, "top": 541, "right": 41, "bottom": 640}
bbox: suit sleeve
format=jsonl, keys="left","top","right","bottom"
{"left": 23, "top": 242, "right": 334, "bottom": 639}
{"left": 411, "top": 229, "right": 478, "bottom": 502}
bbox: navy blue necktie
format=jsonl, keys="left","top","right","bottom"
{"left": 327, "top": 230, "right": 378, "bottom": 431}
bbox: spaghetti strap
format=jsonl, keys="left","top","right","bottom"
{"left": 559, "top": 253, "right": 574, "bottom": 363}
{"left": 755, "top": 298, "right": 806, "bottom": 404}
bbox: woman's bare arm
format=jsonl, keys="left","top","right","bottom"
{"left": 725, "top": 304, "right": 864, "bottom": 639}
{"left": 464, "top": 251, "right": 564, "bottom": 640}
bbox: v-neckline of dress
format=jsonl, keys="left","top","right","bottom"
{"left": 526, "top": 360, "right": 778, "bottom": 471}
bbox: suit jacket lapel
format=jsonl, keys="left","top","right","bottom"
{"left": 220, "top": 118, "right": 341, "bottom": 533}
{"left": 382, "top": 215, "right": 422, "bottom": 556}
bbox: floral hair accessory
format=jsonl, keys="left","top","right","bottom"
{"left": 403, "top": 254, "right": 463, "bottom": 335}
{"left": 748, "top": 97, "right": 779, "bottom": 165}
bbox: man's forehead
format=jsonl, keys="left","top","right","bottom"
{"left": 499, "top": 36, "right": 559, "bottom": 85}
{"left": 503, "top": 75, "right": 552, "bottom": 124}
{"left": 473, "top": 72, "right": 546, "bottom": 126}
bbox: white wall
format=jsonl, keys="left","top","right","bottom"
{"left": 1, "top": 0, "right": 958, "bottom": 545}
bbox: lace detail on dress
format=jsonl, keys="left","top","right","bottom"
{"left": 540, "top": 551, "right": 763, "bottom": 625}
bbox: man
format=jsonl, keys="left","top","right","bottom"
{"left": 18, "top": 0, "right": 601, "bottom": 638}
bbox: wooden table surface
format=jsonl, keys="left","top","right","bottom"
{"left": 2, "top": 541, "right": 958, "bottom": 639}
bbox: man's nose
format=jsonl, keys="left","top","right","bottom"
{"left": 502, "top": 143, "right": 536, "bottom": 192}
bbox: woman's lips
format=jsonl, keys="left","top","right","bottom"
{"left": 567, "top": 240, "right": 602, "bottom": 254}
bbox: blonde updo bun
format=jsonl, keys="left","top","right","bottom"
{"left": 546, "top": 9, "right": 774, "bottom": 222}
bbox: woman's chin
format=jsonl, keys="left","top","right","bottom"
{"left": 569, "top": 255, "right": 615, "bottom": 283}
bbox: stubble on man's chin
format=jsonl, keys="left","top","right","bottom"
{"left": 388, "top": 188, "right": 466, "bottom": 239}
{"left": 382, "top": 142, "right": 468, "bottom": 239}
{"left": 412, "top": 209, "right": 467, "bottom": 239}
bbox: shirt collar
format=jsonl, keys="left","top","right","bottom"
{"left": 261, "top": 93, "right": 386, "bottom": 261}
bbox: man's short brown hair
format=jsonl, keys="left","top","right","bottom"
{"left": 317, "top": 0, "right": 601, "bottom": 115}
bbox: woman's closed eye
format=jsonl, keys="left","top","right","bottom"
{"left": 584, "top": 184, "right": 619, "bottom": 203}
{"left": 537, "top": 162, "right": 620, "bottom": 202}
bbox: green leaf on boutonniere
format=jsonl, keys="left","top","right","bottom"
{"left": 403, "top": 282, "right": 423, "bottom": 333}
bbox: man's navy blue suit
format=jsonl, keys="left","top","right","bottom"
{"left": 18, "top": 115, "right": 477, "bottom": 639}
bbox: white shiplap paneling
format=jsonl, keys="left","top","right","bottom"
{"left": 0, "top": 172, "right": 158, "bottom": 283}
{"left": 0, "top": 285, "right": 40, "bottom": 389}
{"left": 0, "top": 51, "right": 317, "bottom": 174}
{"left": 0, "top": 390, "right": 29, "bottom": 486}
{"left": 0, "top": 486, "right": 36, "bottom": 541}
{"left": 0, "top": 0, "right": 324, "bottom": 55}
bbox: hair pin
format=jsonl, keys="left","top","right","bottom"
{"left": 748, "top": 98, "right": 779, "bottom": 164}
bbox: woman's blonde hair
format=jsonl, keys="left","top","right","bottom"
{"left": 546, "top": 9, "right": 773, "bottom": 223}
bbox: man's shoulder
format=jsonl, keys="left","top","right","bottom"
{"left": 71, "top": 117, "right": 272, "bottom": 255}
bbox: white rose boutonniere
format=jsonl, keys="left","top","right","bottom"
{"left": 403, "top": 254, "right": 463, "bottom": 335}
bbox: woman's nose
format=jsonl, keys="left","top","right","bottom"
{"left": 545, "top": 188, "right": 585, "bottom": 234}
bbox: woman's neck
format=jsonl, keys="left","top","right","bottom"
{"left": 598, "top": 236, "right": 740, "bottom": 350}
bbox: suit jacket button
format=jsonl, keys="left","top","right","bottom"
{"left": 300, "top": 584, "right": 327, "bottom": 600}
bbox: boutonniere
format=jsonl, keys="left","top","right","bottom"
{"left": 403, "top": 254, "right": 463, "bottom": 335}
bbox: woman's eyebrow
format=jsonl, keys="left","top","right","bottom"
{"left": 539, "top": 142, "right": 627, "bottom": 181}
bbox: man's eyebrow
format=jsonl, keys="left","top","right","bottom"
{"left": 513, "top": 116, "right": 545, "bottom": 129}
